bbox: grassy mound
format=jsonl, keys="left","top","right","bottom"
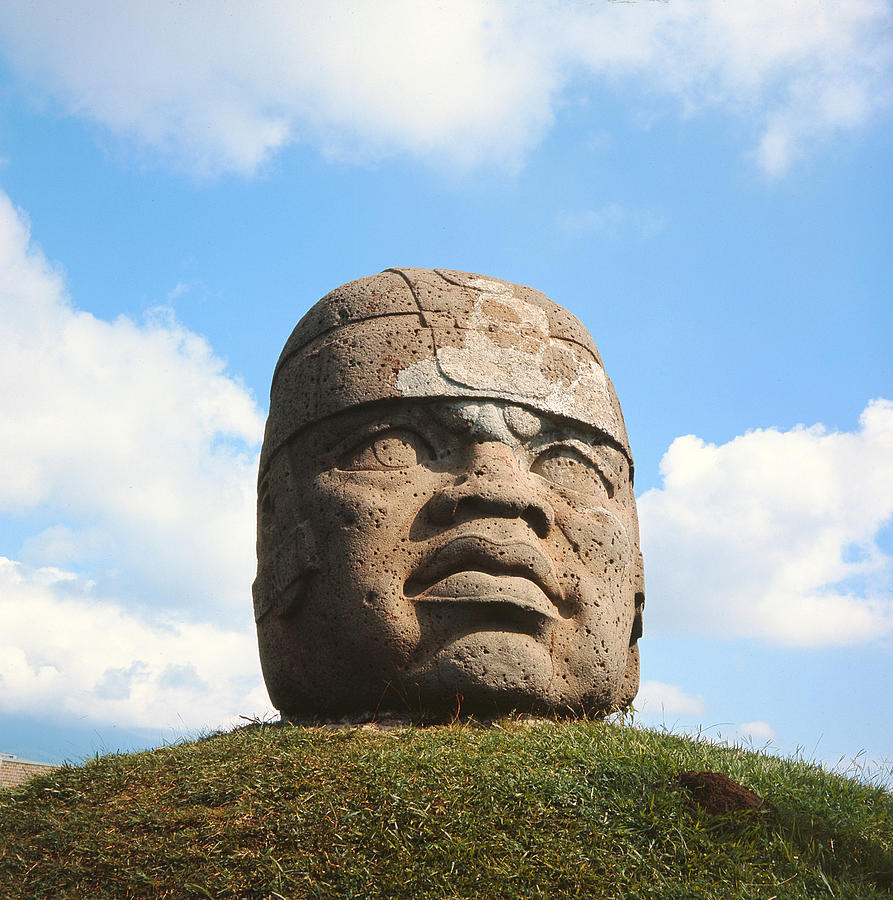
{"left": 1, "top": 720, "right": 890, "bottom": 899}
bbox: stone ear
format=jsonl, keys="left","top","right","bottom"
{"left": 253, "top": 449, "right": 320, "bottom": 623}
{"left": 253, "top": 520, "right": 320, "bottom": 622}
{"left": 630, "top": 548, "right": 644, "bottom": 645}
{"left": 616, "top": 549, "right": 645, "bottom": 709}
{"left": 617, "top": 642, "right": 640, "bottom": 710}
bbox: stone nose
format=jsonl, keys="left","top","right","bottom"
{"left": 427, "top": 442, "right": 555, "bottom": 536}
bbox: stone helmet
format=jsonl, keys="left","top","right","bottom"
{"left": 260, "top": 267, "right": 632, "bottom": 476}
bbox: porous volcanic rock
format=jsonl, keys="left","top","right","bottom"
{"left": 254, "top": 268, "right": 645, "bottom": 722}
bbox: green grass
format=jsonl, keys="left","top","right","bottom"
{"left": 1, "top": 720, "right": 891, "bottom": 899}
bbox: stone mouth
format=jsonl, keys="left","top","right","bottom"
{"left": 405, "top": 534, "right": 568, "bottom": 619}
{"left": 415, "top": 572, "right": 559, "bottom": 621}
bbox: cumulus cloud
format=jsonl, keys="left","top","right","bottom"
{"left": 0, "top": 191, "right": 264, "bottom": 614}
{"left": 0, "top": 190, "right": 267, "bottom": 729}
{"left": 638, "top": 401, "right": 893, "bottom": 646}
{"left": 556, "top": 203, "right": 666, "bottom": 239}
{"left": 636, "top": 680, "right": 707, "bottom": 717}
{"left": 0, "top": 558, "right": 269, "bottom": 729}
{"left": 0, "top": 0, "right": 889, "bottom": 176}
{"left": 701, "top": 721, "right": 779, "bottom": 751}
{"left": 737, "top": 720, "right": 777, "bottom": 744}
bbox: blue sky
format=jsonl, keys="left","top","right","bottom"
{"left": 0, "top": 1, "right": 890, "bottom": 781}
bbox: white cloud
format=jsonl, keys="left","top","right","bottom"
{"left": 0, "top": 189, "right": 269, "bottom": 729}
{"left": 636, "top": 679, "right": 707, "bottom": 716}
{"left": 0, "top": 558, "right": 269, "bottom": 729}
{"left": 701, "top": 720, "right": 779, "bottom": 750}
{"left": 0, "top": 0, "right": 889, "bottom": 176}
{"left": 0, "top": 191, "right": 264, "bottom": 614}
{"left": 638, "top": 400, "right": 893, "bottom": 646}
{"left": 0, "top": 0, "right": 555, "bottom": 174}
{"left": 737, "top": 720, "right": 777, "bottom": 744}
{"left": 556, "top": 203, "right": 666, "bottom": 238}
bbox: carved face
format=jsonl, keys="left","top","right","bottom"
{"left": 257, "top": 397, "right": 642, "bottom": 719}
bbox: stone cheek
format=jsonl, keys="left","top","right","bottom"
{"left": 555, "top": 510, "right": 638, "bottom": 706}
{"left": 257, "top": 442, "right": 428, "bottom": 716}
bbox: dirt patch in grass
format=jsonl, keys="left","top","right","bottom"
{"left": 677, "top": 770, "right": 773, "bottom": 815}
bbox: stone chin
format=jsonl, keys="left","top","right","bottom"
{"left": 388, "top": 626, "right": 631, "bottom": 720}
{"left": 412, "top": 632, "right": 558, "bottom": 716}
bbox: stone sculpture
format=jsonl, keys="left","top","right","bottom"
{"left": 254, "top": 268, "right": 644, "bottom": 721}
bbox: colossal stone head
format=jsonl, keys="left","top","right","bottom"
{"left": 254, "top": 268, "right": 644, "bottom": 721}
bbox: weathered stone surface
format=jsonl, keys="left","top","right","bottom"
{"left": 255, "top": 268, "right": 644, "bottom": 721}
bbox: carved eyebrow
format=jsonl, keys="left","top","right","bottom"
{"left": 326, "top": 404, "right": 457, "bottom": 461}
{"left": 328, "top": 418, "right": 414, "bottom": 458}
{"left": 533, "top": 438, "right": 605, "bottom": 466}
{"left": 532, "top": 437, "right": 630, "bottom": 481}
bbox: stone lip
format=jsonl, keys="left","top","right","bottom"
{"left": 415, "top": 572, "right": 560, "bottom": 622}
{"left": 404, "top": 533, "right": 567, "bottom": 619}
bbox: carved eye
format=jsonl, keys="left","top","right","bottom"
{"left": 340, "top": 429, "right": 431, "bottom": 471}
{"left": 531, "top": 445, "right": 613, "bottom": 498}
